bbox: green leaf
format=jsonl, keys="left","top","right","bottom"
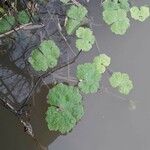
{"left": 60, "top": 0, "right": 70, "bottom": 4}
{"left": 0, "top": 15, "right": 15, "bottom": 33}
{"left": 102, "top": 0, "right": 130, "bottom": 35}
{"left": 76, "top": 63, "right": 101, "bottom": 94}
{"left": 130, "top": 6, "right": 150, "bottom": 22}
{"left": 66, "top": 4, "right": 88, "bottom": 35}
{"left": 111, "top": 18, "right": 130, "bottom": 35}
{"left": 76, "top": 27, "right": 95, "bottom": 52}
{"left": 103, "top": 0, "right": 130, "bottom": 12}
{"left": 17, "top": 10, "right": 30, "bottom": 24}
{"left": 93, "top": 54, "right": 111, "bottom": 73}
{"left": 103, "top": 9, "right": 127, "bottom": 25}
{"left": 46, "top": 83, "right": 84, "bottom": 134}
{"left": 28, "top": 40, "right": 60, "bottom": 72}
{"left": 109, "top": 72, "right": 133, "bottom": 95}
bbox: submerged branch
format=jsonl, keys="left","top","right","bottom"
{"left": 0, "top": 23, "right": 45, "bottom": 38}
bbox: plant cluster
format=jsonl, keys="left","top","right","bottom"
{"left": 102, "top": 0, "right": 150, "bottom": 35}
{"left": 0, "top": 10, "right": 30, "bottom": 33}
{"left": 27, "top": 1, "right": 134, "bottom": 134}
{"left": 4, "top": 0, "right": 149, "bottom": 135}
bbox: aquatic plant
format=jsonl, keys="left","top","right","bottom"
{"left": 130, "top": 6, "right": 150, "bottom": 22}
{"left": 102, "top": 0, "right": 130, "bottom": 35}
{"left": 28, "top": 40, "right": 60, "bottom": 72}
{"left": 102, "top": 0, "right": 150, "bottom": 34}
{"left": 3, "top": 0, "right": 150, "bottom": 140}
{"left": 109, "top": 72, "right": 133, "bottom": 95}
{"left": 0, "top": 15, "right": 15, "bottom": 33}
{"left": 46, "top": 83, "right": 84, "bottom": 133}
{"left": 65, "top": 4, "right": 88, "bottom": 35}
{"left": 76, "top": 27, "right": 95, "bottom": 52}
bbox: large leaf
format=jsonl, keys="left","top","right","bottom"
{"left": 109, "top": 72, "right": 133, "bottom": 95}
{"left": 28, "top": 40, "right": 60, "bottom": 72}
{"left": 76, "top": 27, "right": 95, "bottom": 52}
{"left": 130, "top": 6, "right": 150, "bottom": 22}
{"left": 46, "top": 83, "right": 84, "bottom": 134}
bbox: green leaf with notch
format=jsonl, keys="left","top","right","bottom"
{"left": 0, "top": 15, "right": 15, "bottom": 33}
{"left": 46, "top": 83, "right": 84, "bottom": 134}
{"left": 93, "top": 54, "right": 111, "bottom": 74}
{"left": 109, "top": 72, "right": 133, "bottom": 95}
{"left": 76, "top": 63, "right": 101, "bottom": 94}
{"left": 17, "top": 10, "right": 30, "bottom": 24}
{"left": 76, "top": 27, "right": 95, "bottom": 52}
{"left": 130, "top": 6, "right": 150, "bottom": 22}
{"left": 28, "top": 40, "right": 60, "bottom": 72}
{"left": 102, "top": 0, "right": 130, "bottom": 35}
{"left": 66, "top": 4, "right": 88, "bottom": 35}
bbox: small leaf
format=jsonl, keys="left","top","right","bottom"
{"left": 93, "top": 54, "right": 111, "bottom": 73}
{"left": 76, "top": 63, "right": 101, "bottom": 94}
{"left": 17, "top": 10, "right": 30, "bottom": 24}
{"left": 109, "top": 72, "right": 133, "bottom": 95}
{"left": 46, "top": 83, "right": 84, "bottom": 134}
{"left": 76, "top": 27, "right": 95, "bottom": 52}
{"left": 66, "top": 4, "right": 88, "bottom": 35}
{"left": 111, "top": 18, "right": 130, "bottom": 35}
{"left": 0, "top": 15, "right": 15, "bottom": 33}
{"left": 130, "top": 6, "right": 150, "bottom": 22}
{"left": 60, "top": 0, "right": 70, "bottom": 4}
{"left": 28, "top": 40, "right": 60, "bottom": 72}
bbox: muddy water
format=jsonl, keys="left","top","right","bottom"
{"left": 48, "top": 0, "right": 150, "bottom": 150}
{"left": 1, "top": 0, "right": 150, "bottom": 150}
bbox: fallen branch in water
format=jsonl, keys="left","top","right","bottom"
{"left": 0, "top": 23, "right": 45, "bottom": 38}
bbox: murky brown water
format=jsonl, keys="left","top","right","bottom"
{"left": 1, "top": 0, "right": 150, "bottom": 150}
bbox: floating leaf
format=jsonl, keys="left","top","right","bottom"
{"left": 60, "top": 0, "right": 70, "bottom": 4}
{"left": 130, "top": 6, "right": 150, "bottom": 22}
{"left": 28, "top": 40, "right": 60, "bottom": 72}
{"left": 109, "top": 72, "right": 133, "bottom": 95}
{"left": 93, "top": 54, "right": 111, "bottom": 73}
{"left": 17, "top": 10, "right": 30, "bottom": 24}
{"left": 111, "top": 18, "right": 130, "bottom": 35}
{"left": 76, "top": 63, "right": 101, "bottom": 94}
{"left": 0, "top": 15, "right": 15, "bottom": 33}
{"left": 103, "top": 0, "right": 130, "bottom": 12}
{"left": 46, "top": 83, "right": 84, "bottom": 134}
{"left": 102, "top": 0, "right": 130, "bottom": 35}
{"left": 76, "top": 27, "right": 95, "bottom": 52}
{"left": 66, "top": 4, "right": 88, "bottom": 35}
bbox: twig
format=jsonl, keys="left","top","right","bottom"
{"left": 0, "top": 23, "right": 44, "bottom": 38}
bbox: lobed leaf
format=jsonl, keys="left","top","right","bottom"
{"left": 0, "top": 15, "right": 15, "bottom": 33}
{"left": 93, "top": 54, "right": 111, "bottom": 73}
{"left": 109, "top": 72, "right": 133, "bottom": 95}
{"left": 130, "top": 6, "right": 150, "bottom": 22}
{"left": 102, "top": 0, "right": 130, "bottom": 35}
{"left": 46, "top": 83, "right": 84, "bottom": 134}
{"left": 66, "top": 4, "right": 88, "bottom": 35}
{"left": 76, "top": 63, "right": 101, "bottom": 94}
{"left": 76, "top": 27, "right": 95, "bottom": 52}
{"left": 60, "top": 0, "right": 70, "bottom": 4}
{"left": 17, "top": 10, "right": 30, "bottom": 24}
{"left": 28, "top": 40, "right": 60, "bottom": 72}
